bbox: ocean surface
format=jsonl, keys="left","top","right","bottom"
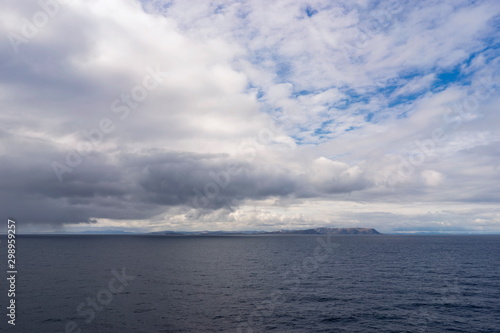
{"left": 1, "top": 234, "right": 500, "bottom": 332}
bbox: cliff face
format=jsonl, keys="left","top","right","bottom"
{"left": 267, "top": 227, "right": 381, "bottom": 235}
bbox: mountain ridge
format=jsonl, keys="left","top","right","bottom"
{"left": 149, "top": 227, "right": 381, "bottom": 235}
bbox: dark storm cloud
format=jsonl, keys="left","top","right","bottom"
{"left": 133, "top": 151, "right": 301, "bottom": 209}
{"left": 0, "top": 139, "right": 370, "bottom": 225}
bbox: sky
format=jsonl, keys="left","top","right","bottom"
{"left": 1, "top": 0, "right": 499, "bottom": 234}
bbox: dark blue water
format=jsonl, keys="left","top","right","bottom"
{"left": 1, "top": 235, "right": 499, "bottom": 332}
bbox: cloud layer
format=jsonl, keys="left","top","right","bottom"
{"left": 1, "top": 0, "right": 499, "bottom": 233}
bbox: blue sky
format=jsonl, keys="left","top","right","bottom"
{"left": 1, "top": 0, "right": 499, "bottom": 233}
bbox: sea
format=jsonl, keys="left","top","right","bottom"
{"left": 1, "top": 234, "right": 499, "bottom": 332}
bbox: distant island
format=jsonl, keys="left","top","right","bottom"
{"left": 264, "top": 227, "right": 381, "bottom": 235}
{"left": 149, "top": 227, "right": 381, "bottom": 236}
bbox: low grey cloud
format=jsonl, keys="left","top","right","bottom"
{"left": 0, "top": 141, "right": 371, "bottom": 226}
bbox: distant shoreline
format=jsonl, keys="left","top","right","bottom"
{"left": 7, "top": 227, "right": 500, "bottom": 236}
